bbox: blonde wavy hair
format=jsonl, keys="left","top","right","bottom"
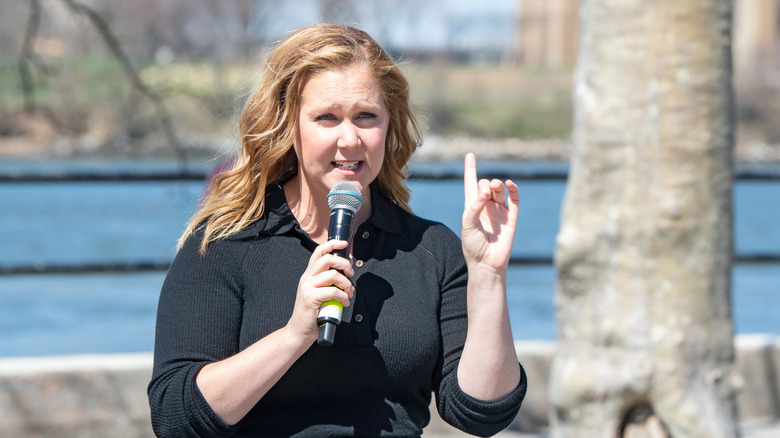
{"left": 181, "top": 23, "right": 422, "bottom": 253}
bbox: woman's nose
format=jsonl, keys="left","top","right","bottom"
{"left": 336, "top": 122, "right": 359, "bottom": 149}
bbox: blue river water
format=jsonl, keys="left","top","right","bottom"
{"left": 0, "top": 159, "right": 778, "bottom": 357}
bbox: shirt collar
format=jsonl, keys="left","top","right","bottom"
{"left": 365, "top": 184, "right": 403, "bottom": 236}
{"left": 226, "top": 183, "right": 293, "bottom": 240}
{"left": 239, "top": 182, "right": 404, "bottom": 238}
{"left": 258, "top": 182, "right": 298, "bottom": 236}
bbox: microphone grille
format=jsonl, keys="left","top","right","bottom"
{"left": 327, "top": 182, "right": 363, "bottom": 213}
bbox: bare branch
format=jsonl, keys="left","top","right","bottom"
{"left": 19, "top": 0, "right": 41, "bottom": 112}
{"left": 18, "top": 0, "right": 63, "bottom": 131}
{"left": 60, "top": 0, "right": 184, "bottom": 160}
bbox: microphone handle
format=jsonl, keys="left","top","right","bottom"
{"left": 317, "top": 207, "right": 356, "bottom": 346}
{"left": 328, "top": 208, "right": 355, "bottom": 257}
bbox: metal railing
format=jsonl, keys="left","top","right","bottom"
{"left": 2, "top": 162, "right": 779, "bottom": 275}
{"left": 2, "top": 162, "right": 779, "bottom": 183}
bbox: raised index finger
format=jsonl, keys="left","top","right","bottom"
{"left": 464, "top": 152, "right": 478, "bottom": 206}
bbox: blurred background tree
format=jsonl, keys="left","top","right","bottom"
{"left": 551, "top": 0, "right": 739, "bottom": 436}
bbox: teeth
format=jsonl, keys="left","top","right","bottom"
{"left": 335, "top": 162, "right": 359, "bottom": 170}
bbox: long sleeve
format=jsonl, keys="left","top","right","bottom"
{"left": 430, "top": 225, "right": 527, "bottom": 437}
{"left": 147, "top": 228, "right": 248, "bottom": 438}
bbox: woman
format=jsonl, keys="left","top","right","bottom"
{"left": 148, "top": 23, "right": 526, "bottom": 438}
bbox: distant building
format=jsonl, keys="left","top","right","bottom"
{"left": 734, "top": 0, "right": 780, "bottom": 76}
{"left": 514, "top": 0, "right": 780, "bottom": 74}
{"left": 517, "top": 0, "right": 579, "bottom": 68}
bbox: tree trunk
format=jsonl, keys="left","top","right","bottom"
{"left": 550, "top": 1, "right": 740, "bottom": 437}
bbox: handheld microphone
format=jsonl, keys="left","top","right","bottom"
{"left": 317, "top": 182, "right": 363, "bottom": 347}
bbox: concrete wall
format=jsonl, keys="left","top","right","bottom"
{"left": 0, "top": 353, "right": 153, "bottom": 438}
{"left": 1, "top": 336, "right": 778, "bottom": 438}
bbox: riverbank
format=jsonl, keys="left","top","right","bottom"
{"left": 2, "top": 112, "right": 780, "bottom": 163}
{"left": 1, "top": 336, "right": 778, "bottom": 437}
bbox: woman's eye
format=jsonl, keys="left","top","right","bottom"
{"left": 316, "top": 114, "right": 335, "bottom": 122}
{"left": 357, "top": 112, "right": 376, "bottom": 119}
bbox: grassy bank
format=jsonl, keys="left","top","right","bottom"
{"left": 2, "top": 56, "right": 778, "bottom": 162}
{"left": 401, "top": 62, "right": 573, "bottom": 140}
{"left": 0, "top": 57, "right": 574, "bottom": 157}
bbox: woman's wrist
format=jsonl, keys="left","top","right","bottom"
{"left": 466, "top": 263, "right": 507, "bottom": 288}
{"left": 280, "top": 323, "right": 318, "bottom": 354}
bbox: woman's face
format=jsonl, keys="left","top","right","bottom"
{"left": 293, "top": 64, "right": 388, "bottom": 200}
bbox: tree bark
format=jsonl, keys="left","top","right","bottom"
{"left": 550, "top": 1, "right": 740, "bottom": 437}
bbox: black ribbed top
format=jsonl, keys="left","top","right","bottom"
{"left": 148, "top": 183, "right": 526, "bottom": 437}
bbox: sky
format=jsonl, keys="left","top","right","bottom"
{"left": 265, "top": 0, "right": 519, "bottom": 52}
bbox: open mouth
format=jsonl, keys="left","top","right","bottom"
{"left": 333, "top": 161, "right": 361, "bottom": 171}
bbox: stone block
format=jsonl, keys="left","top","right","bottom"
{"left": 736, "top": 335, "right": 780, "bottom": 422}
{"left": 0, "top": 353, "right": 154, "bottom": 438}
